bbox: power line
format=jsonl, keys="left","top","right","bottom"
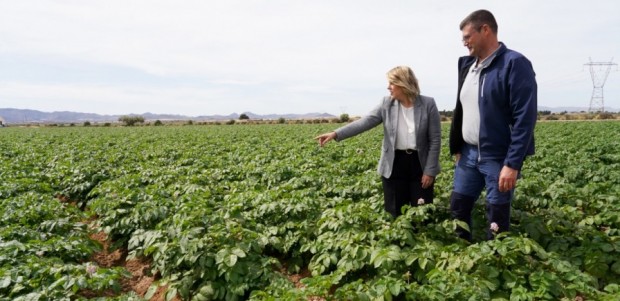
{"left": 539, "top": 71, "right": 587, "bottom": 88}
{"left": 584, "top": 58, "right": 618, "bottom": 113}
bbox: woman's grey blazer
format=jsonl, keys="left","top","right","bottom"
{"left": 334, "top": 95, "right": 442, "bottom": 178}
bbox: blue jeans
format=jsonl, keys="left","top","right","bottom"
{"left": 453, "top": 144, "right": 514, "bottom": 205}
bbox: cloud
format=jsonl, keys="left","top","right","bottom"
{"left": 1, "top": 0, "right": 619, "bottom": 115}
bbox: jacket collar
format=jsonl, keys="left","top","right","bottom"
{"left": 459, "top": 42, "right": 507, "bottom": 71}
{"left": 390, "top": 98, "right": 399, "bottom": 134}
{"left": 389, "top": 95, "right": 421, "bottom": 134}
{"left": 390, "top": 95, "right": 420, "bottom": 106}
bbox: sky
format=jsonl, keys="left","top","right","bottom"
{"left": 1, "top": 0, "right": 619, "bottom": 117}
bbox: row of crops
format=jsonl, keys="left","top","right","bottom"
{"left": 1, "top": 121, "right": 619, "bottom": 300}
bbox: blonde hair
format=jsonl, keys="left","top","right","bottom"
{"left": 387, "top": 66, "right": 420, "bottom": 99}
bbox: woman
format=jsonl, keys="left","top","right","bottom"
{"left": 315, "top": 66, "right": 441, "bottom": 217}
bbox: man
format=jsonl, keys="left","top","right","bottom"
{"left": 449, "top": 9, "right": 537, "bottom": 241}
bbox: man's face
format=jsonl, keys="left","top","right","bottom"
{"left": 461, "top": 23, "right": 483, "bottom": 58}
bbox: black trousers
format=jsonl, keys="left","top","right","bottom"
{"left": 381, "top": 150, "right": 434, "bottom": 217}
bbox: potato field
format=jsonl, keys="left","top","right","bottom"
{"left": 1, "top": 121, "right": 619, "bottom": 301}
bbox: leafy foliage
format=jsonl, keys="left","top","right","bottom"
{"left": 0, "top": 122, "right": 619, "bottom": 300}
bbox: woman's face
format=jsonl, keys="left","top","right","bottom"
{"left": 388, "top": 82, "right": 406, "bottom": 101}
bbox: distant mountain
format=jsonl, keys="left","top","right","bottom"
{"left": 0, "top": 108, "right": 337, "bottom": 124}
{"left": 3, "top": 106, "right": 615, "bottom": 125}
{"left": 0, "top": 108, "right": 119, "bottom": 124}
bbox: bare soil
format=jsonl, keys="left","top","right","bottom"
{"left": 83, "top": 230, "right": 179, "bottom": 301}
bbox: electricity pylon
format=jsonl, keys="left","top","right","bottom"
{"left": 584, "top": 58, "right": 618, "bottom": 113}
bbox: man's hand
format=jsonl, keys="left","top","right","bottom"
{"left": 498, "top": 165, "right": 519, "bottom": 192}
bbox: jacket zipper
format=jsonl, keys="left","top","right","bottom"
{"left": 477, "top": 72, "right": 486, "bottom": 162}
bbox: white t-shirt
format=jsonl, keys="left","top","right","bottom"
{"left": 396, "top": 103, "right": 416, "bottom": 150}
{"left": 460, "top": 63, "right": 481, "bottom": 146}
{"left": 461, "top": 46, "right": 500, "bottom": 146}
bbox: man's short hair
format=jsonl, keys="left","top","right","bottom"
{"left": 460, "top": 9, "right": 498, "bottom": 34}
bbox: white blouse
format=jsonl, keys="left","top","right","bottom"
{"left": 395, "top": 103, "right": 416, "bottom": 150}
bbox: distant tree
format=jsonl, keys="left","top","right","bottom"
{"left": 339, "top": 113, "right": 350, "bottom": 123}
{"left": 538, "top": 110, "right": 552, "bottom": 116}
{"left": 103, "top": 122, "right": 111, "bottom": 127}
{"left": 154, "top": 120, "right": 163, "bottom": 126}
{"left": 439, "top": 110, "right": 454, "bottom": 118}
{"left": 83, "top": 121, "right": 91, "bottom": 126}
{"left": 597, "top": 112, "right": 614, "bottom": 120}
{"left": 239, "top": 113, "right": 250, "bottom": 120}
{"left": 278, "top": 117, "right": 286, "bottom": 124}
{"left": 187, "top": 120, "right": 194, "bottom": 125}
{"left": 226, "top": 119, "right": 236, "bottom": 125}
{"left": 119, "top": 115, "right": 145, "bottom": 126}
